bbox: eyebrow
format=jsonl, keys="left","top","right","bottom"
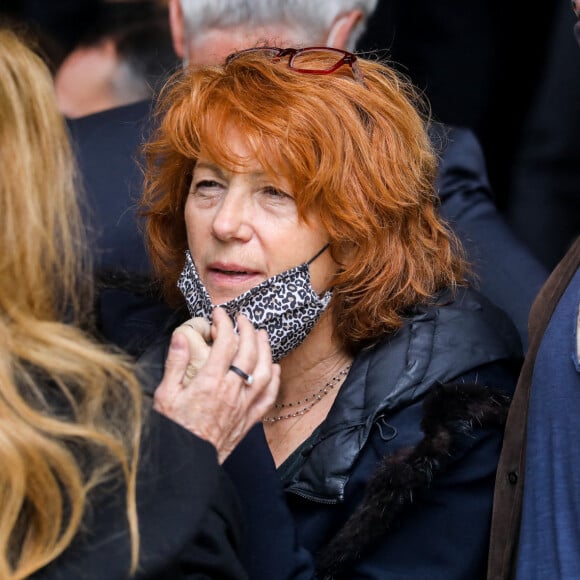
{"left": 194, "top": 160, "right": 270, "bottom": 182}
{"left": 193, "top": 161, "right": 228, "bottom": 179}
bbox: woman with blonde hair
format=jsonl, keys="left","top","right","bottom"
{"left": 0, "top": 28, "right": 283, "bottom": 579}
{"left": 141, "top": 47, "right": 524, "bottom": 578}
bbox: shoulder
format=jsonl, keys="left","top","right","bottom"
{"left": 66, "top": 99, "right": 155, "bottom": 170}
{"left": 424, "top": 285, "right": 523, "bottom": 361}
{"left": 65, "top": 99, "right": 155, "bottom": 212}
{"left": 321, "top": 285, "right": 521, "bottom": 435}
{"left": 67, "top": 99, "right": 154, "bottom": 139}
{"left": 429, "top": 121, "right": 483, "bottom": 161}
{"left": 362, "top": 285, "right": 522, "bottom": 405}
{"left": 429, "top": 122, "right": 492, "bottom": 203}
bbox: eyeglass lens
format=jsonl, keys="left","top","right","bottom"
{"left": 290, "top": 49, "right": 347, "bottom": 72}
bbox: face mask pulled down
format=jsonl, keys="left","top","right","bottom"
{"left": 177, "top": 248, "right": 333, "bottom": 362}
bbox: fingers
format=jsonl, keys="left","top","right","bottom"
{"left": 212, "top": 311, "right": 278, "bottom": 410}
{"left": 154, "top": 316, "right": 212, "bottom": 412}
{"left": 181, "top": 317, "right": 212, "bottom": 341}
{"left": 155, "top": 308, "right": 279, "bottom": 463}
{"left": 153, "top": 331, "right": 190, "bottom": 413}
{"left": 174, "top": 317, "right": 212, "bottom": 385}
{"left": 201, "top": 308, "right": 240, "bottom": 379}
{"left": 221, "top": 321, "right": 280, "bottom": 429}
{"left": 227, "top": 314, "right": 259, "bottom": 385}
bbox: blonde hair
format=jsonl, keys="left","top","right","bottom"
{"left": 142, "top": 49, "right": 468, "bottom": 352}
{"left": 0, "top": 29, "right": 142, "bottom": 578}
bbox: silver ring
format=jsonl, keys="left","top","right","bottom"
{"left": 228, "top": 364, "right": 254, "bottom": 386}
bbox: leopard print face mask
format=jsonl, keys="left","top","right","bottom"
{"left": 177, "top": 246, "right": 333, "bottom": 362}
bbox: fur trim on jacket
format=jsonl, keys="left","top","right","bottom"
{"left": 316, "top": 382, "right": 511, "bottom": 579}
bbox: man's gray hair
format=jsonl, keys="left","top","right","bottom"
{"left": 179, "top": 0, "right": 378, "bottom": 49}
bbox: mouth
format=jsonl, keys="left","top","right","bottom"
{"left": 208, "top": 262, "right": 260, "bottom": 276}
{"left": 205, "top": 263, "right": 263, "bottom": 295}
{"left": 211, "top": 267, "right": 252, "bottom": 275}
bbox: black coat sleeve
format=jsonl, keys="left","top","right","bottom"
{"left": 34, "top": 410, "right": 249, "bottom": 580}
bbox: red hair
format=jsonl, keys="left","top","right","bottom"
{"left": 141, "top": 50, "right": 468, "bottom": 351}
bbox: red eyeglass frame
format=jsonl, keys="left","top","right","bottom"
{"left": 225, "top": 46, "right": 365, "bottom": 84}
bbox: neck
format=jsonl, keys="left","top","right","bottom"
{"left": 263, "top": 309, "right": 352, "bottom": 466}
{"left": 277, "top": 309, "right": 351, "bottom": 406}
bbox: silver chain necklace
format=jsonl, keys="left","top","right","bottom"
{"left": 262, "top": 363, "right": 352, "bottom": 423}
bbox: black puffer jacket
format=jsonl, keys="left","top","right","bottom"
{"left": 283, "top": 286, "right": 522, "bottom": 503}
{"left": 139, "top": 286, "right": 522, "bottom": 580}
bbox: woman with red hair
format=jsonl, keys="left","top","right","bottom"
{"left": 141, "top": 47, "right": 523, "bottom": 579}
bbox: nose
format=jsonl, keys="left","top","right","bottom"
{"left": 211, "top": 191, "right": 252, "bottom": 241}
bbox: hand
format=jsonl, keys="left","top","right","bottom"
{"left": 154, "top": 308, "right": 280, "bottom": 463}
{"left": 172, "top": 316, "right": 213, "bottom": 381}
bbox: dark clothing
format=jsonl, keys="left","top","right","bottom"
{"left": 358, "top": 1, "right": 566, "bottom": 263}
{"left": 488, "top": 236, "right": 580, "bottom": 580}
{"left": 358, "top": 0, "right": 505, "bottom": 137}
{"left": 140, "top": 286, "right": 522, "bottom": 579}
{"left": 282, "top": 287, "right": 521, "bottom": 580}
{"left": 34, "top": 410, "right": 248, "bottom": 579}
{"left": 222, "top": 425, "right": 316, "bottom": 580}
{"left": 68, "top": 102, "right": 546, "bottom": 354}
{"left": 506, "top": 3, "right": 580, "bottom": 269}
{"left": 95, "top": 270, "right": 174, "bottom": 358}
{"left": 67, "top": 100, "right": 153, "bottom": 275}
{"left": 432, "top": 123, "right": 548, "bottom": 350}
{"left": 67, "top": 102, "right": 173, "bottom": 357}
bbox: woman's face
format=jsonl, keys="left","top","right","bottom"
{"left": 184, "top": 126, "right": 337, "bottom": 305}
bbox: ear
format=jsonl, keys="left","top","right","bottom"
{"left": 169, "top": 0, "right": 186, "bottom": 59}
{"left": 325, "top": 9, "right": 363, "bottom": 50}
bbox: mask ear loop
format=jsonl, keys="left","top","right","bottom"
{"left": 307, "top": 243, "right": 331, "bottom": 265}
{"left": 307, "top": 244, "right": 335, "bottom": 298}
